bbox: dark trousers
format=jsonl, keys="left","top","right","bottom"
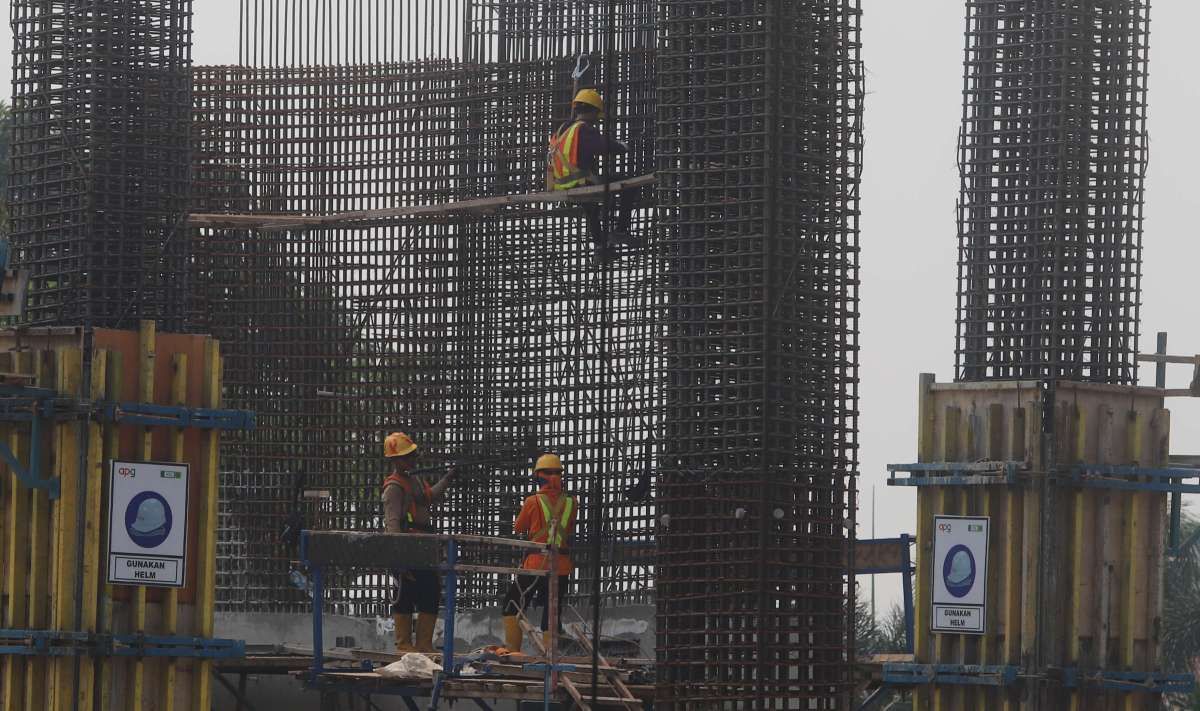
{"left": 503, "top": 574, "right": 569, "bottom": 631}
{"left": 392, "top": 569, "right": 440, "bottom": 615}
{"left": 582, "top": 173, "right": 639, "bottom": 245}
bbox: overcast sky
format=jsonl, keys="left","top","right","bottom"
{"left": 3, "top": 2, "right": 1197, "bottom": 618}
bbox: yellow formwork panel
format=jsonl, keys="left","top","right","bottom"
{"left": 909, "top": 377, "right": 1168, "bottom": 711}
{"left": 0, "top": 324, "right": 226, "bottom": 711}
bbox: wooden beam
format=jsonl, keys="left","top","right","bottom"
{"left": 187, "top": 174, "right": 658, "bottom": 230}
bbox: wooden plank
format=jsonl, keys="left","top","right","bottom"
{"left": 50, "top": 345, "right": 82, "bottom": 711}
{"left": 1134, "top": 353, "right": 1199, "bottom": 365}
{"left": 566, "top": 624, "right": 638, "bottom": 710}
{"left": 933, "top": 405, "right": 960, "bottom": 711}
{"left": 186, "top": 174, "right": 658, "bottom": 230}
{"left": 24, "top": 349, "right": 54, "bottom": 710}
{"left": 913, "top": 373, "right": 935, "bottom": 711}
{"left": 194, "top": 338, "right": 221, "bottom": 711}
{"left": 159, "top": 352, "right": 187, "bottom": 711}
{"left": 99, "top": 350, "right": 123, "bottom": 711}
{"left": 2, "top": 347, "right": 30, "bottom": 711}
{"left": 2, "top": 425, "right": 27, "bottom": 711}
{"left": 130, "top": 320, "right": 156, "bottom": 711}
{"left": 1075, "top": 403, "right": 1094, "bottom": 711}
{"left": 0, "top": 355, "right": 7, "bottom": 615}
{"left": 517, "top": 615, "right": 591, "bottom": 711}
{"left": 1121, "top": 411, "right": 1143, "bottom": 669}
{"left": 76, "top": 349, "right": 107, "bottom": 711}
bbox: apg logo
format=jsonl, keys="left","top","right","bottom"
{"left": 937, "top": 521, "right": 952, "bottom": 534}
{"left": 117, "top": 466, "right": 136, "bottom": 478}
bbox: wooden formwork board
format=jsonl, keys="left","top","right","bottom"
{"left": 910, "top": 377, "right": 1168, "bottom": 711}
{"left": 0, "top": 323, "right": 223, "bottom": 711}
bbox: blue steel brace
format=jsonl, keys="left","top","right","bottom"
{"left": 900, "top": 533, "right": 914, "bottom": 653}
{"left": 302, "top": 531, "right": 326, "bottom": 677}
{"left": 0, "top": 383, "right": 254, "bottom": 499}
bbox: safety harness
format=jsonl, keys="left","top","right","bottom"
{"left": 530, "top": 493, "right": 575, "bottom": 548}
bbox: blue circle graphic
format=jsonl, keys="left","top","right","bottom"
{"left": 125, "top": 491, "right": 172, "bottom": 549}
{"left": 942, "top": 544, "right": 976, "bottom": 598}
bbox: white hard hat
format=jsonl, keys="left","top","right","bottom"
{"left": 947, "top": 549, "right": 973, "bottom": 586}
{"left": 131, "top": 498, "right": 168, "bottom": 535}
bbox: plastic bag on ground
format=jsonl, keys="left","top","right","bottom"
{"left": 378, "top": 653, "right": 443, "bottom": 679}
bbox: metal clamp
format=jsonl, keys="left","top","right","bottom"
{"left": 887, "top": 461, "right": 1023, "bottom": 488}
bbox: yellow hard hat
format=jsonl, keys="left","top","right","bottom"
{"left": 384, "top": 432, "right": 418, "bottom": 458}
{"left": 534, "top": 453, "right": 563, "bottom": 473}
{"left": 572, "top": 89, "right": 604, "bottom": 115}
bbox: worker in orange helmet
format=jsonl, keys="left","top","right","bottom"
{"left": 546, "top": 88, "right": 643, "bottom": 266}
{"left": 501, "top": 452, "right": 578, "bottom": 652}
{"left": 382, "top": 431, "right": 455, "bottom": 653}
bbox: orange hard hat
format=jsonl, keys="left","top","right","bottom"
{"left": 384, "top": 432, "right": 418, "bottom": 458}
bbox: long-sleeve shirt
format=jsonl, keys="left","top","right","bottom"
{"left": 382, "top": 474, "right": 434, "bottom": 533}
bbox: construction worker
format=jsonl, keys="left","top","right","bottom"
{"left": 547, "top": 88, "right": 643, "bottom": 266}
{"left": 382, "top": 431, "right": 455, "bottom": 653}
{"left": 501, "top": 453, "right": 577, "bottom": 653}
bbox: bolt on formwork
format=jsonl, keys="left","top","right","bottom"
{"left": 955, "top": 0, "right": 1150, "bottom": 385}
{"left": 655, "top": 0, "right": 863, "bottom": 708}
{"left": 9, "top": 0, "right": 193, "bottom": 331}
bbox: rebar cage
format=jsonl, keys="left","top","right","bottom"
{"left": 9, "top": 0, "right": 194, "bottom": 331}
{"left": 954, "top": 0, "right": 1149, "bottom": 384}
{"left": 7, "top": 0, "right": 864, "bottom": 705}
{"left": 193, "top": 0, "right": 661, "bottom": 616}
{"left": 654, "top": 0, "right": 863, "bottom": 707}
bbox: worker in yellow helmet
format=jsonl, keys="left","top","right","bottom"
{"left": 546, "top": 88, "right": 644, "bottom": 266}
{"left": 382, "top": 431, "right": 455, "bottom": 653}
{"left": 501, "top": 453, "right": 578, "bottom": 652}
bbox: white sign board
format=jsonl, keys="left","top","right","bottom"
{"left": 931, "top": 515, "right": 988, "bottom": 634}
{"left": 107, "top": 460, "right": 190, "bottom": 588}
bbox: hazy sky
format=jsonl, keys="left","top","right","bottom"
{"left": 3, "top": 2, "right": 1197, "bottom": 617}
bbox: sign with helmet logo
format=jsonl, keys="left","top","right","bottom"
{"left": 107, "top": 460, "right": 190, "bottom": 588}
{"left": 931, "top": 515, "right": 988, "bottom": 634}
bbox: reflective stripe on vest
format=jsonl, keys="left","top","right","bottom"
{"left": 531, "top": 494, "right": 574, "bottom": 547}
{"left": 547, "top": 121, "right": 590, "bottom": 190}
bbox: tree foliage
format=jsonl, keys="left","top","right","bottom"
{"left": 1164, "top": 513, "right": 1200, "bottom": 672}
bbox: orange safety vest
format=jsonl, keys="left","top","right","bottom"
{"left": 531, "top": 494, "right": 575, "bottom": 547}
{"left": 547, "top": 121, "right": 594, "bottom": 190}
{"left": 522, "top": 494, "right": 575, "bottom": 574}
{"left": 382, "top": 473, "right": 432, "bottom": 527}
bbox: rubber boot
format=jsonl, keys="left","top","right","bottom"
{"left": 393, "top": 614, "right": 415, "bottom": 653}
{"left": 415, "top": 612, "right": 438, "bottom": 653}
{"left": 502, "top": 615, "right": 523, "bottom": 653}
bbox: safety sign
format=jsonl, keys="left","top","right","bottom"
{"left": 931, "top": 515, "right": 988, "bottom": 634}
{"left": 107, "top": 460, "right": 189, "bottom": 588}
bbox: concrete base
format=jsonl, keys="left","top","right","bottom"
{"left": 212, "top": 605, "right": 654, "bottom": 710}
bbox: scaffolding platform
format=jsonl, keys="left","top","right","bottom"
{"left": 187, "top": 174, "right": 657, "bottom": 231}
{"left": 215, "top": 645, "right": 652, "bottom": 709}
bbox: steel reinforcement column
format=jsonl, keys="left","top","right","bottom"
{"left": 9, "top": 0, "right": 194, "bottom": 331}
{"left": 954, "top": 1, "right": 1150, "bottom": 385}
{"left": 655, "top": 1, "right": 863, "bottom": 708}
